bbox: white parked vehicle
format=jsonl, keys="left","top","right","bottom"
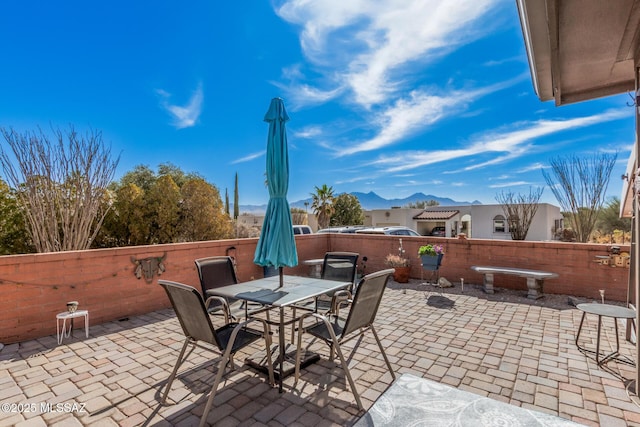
{"left": 355, "top": 226, "right": 421, "bottom": 236}
{"left": 293, "top": 225, "right": 313, "bottom": 235}
{"left": 316, "top": 226, "right": 366, "bottom": 234}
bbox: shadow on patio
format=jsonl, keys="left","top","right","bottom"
{"left": 1, "top": 279, "right": 639, "bottom": 426}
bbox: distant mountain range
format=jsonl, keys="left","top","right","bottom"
{"left": 238, "top": 192, "right": 481, "bottom": 213}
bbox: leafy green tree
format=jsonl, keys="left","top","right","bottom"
{"left": 179, "top": 178, "right": 233, "bottom": 241}
{"left": 595, "top": 197, "right": 631, "bottom": 242}
{"left": 95, "top": 164, "right": 234, "bottom": 247}
{"left": 119, "top": 164, "right": 156, "bottom": 192}
{"left": 157, "top": 162, "right": 200, "bottom": 187}
{"left": 0, "top": 179, "right": 33, "bottom": 254}
{"left": 225, "top": 188, "right": 230, "bottom": 215}
{"left": 147, "top": 175, "right": 181, "bottom": 243}
{"left": 97, "top": 183, "right": 148, "bottom": 246}
{"left": 405, "top": 200, "right": 440, "bottom": 209}
{"left": 311, "top": 184, "right": 335, "bottom": 230}
{"left": 331, "top": 193, "right": 364, "bottom": 226}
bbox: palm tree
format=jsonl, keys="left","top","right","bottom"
{"left": 311, "top": 184, "right": 335, "bottom": 229}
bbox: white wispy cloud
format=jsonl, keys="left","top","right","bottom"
{"left": 339, "top": 89, "right": 462, "bottom": 155}
{"left": 517, "top": 162, "right": 546, "bottom": 173}
{"left": 334, "top": 175, "right": 375, "bottom": 185}
{"left": 483, "top": 55, "right": 523, "bottom": 67}
{"left": 276, "top": 0, "right": 500, "bottom": 108}
{"left": 271, "top": 80, "right": 344, "bottom": 109}
{"left": 231, "top": 150, "right": 265, "bottom": 164}
{"left": 370, "top": 109, "right": 630, "bottom": 173}
{"left": 274, "top": 0, "right": 519, "bottom": 162}
{"left": 338, "top": 76, "right": 526, "bottom": 156}
{"left": 489, "top": 181, "right": 533, "bottom": 188}
{"left": 293, "top": 125, "right": 323, "bottom": 139}
{"left": 156, "top": 83, "right": 203, "bottom": 129}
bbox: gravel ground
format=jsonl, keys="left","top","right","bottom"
{"left": 387, "top": 277, "right": 624, "bottom": 311}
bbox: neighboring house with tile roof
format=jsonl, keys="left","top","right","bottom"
{"left": 364, "top": 203, "right": 563, "bottom": 241}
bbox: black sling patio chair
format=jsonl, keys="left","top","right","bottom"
{"left": 195, "top": 256, "right": 266, "bottom": 322}
{"left": 293, "top": 268, "right": 396, "bottom": 410}
{"left": 294, "top": 252, "right": 358, "bottom": 312}
{"left": 158, "top": 280, "right": 274, "bottom": 427}
{"left": 289, "top": 252, "right": 358, "bottom": 342}
{"left": 317, "top": 251, "right": 359, "bottom": 315}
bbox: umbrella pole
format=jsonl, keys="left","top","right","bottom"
{"left": 278, "top": 268, "right": 284, "bottom": 392}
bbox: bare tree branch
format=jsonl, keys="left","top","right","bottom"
{"left": 541, "top": 153, "right": 617, "bottom": 243}
{"left": 495, "top": 187, "right": 544, "bottom": 240}
{"left": 0, "top": 126, "right": 120, "bottom": 252}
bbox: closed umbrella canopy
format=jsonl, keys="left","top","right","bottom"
{"left": 254, "top": 98, "right": 298, "bottom": 279}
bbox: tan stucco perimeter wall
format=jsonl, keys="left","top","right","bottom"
{"left": 327, "top": 234, "right": 629, "bottom": 301}
{"left": 0, "top": 235, "right": 328, "bottom": 344}
{"left": 0, "top": 234, "right": 628, "bottom": 344}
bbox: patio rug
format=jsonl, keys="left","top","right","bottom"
{"left": 354, "top": 374, "right": 585, "bottom": 426}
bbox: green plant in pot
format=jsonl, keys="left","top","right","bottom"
{"left": 418, "top": 244, "right": 444, "bottom": 269}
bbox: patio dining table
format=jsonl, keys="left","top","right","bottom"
{"left": 205, "top": 274, "right": 351, "bottom": 392}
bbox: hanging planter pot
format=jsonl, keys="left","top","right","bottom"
{"left": 421, "top": 254, "right": 443, "bottom": 270}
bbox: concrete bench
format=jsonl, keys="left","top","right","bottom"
{"left": 470, "top": 266, "right": 559, "bottom": 299}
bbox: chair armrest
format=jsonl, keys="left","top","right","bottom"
{"left": 204, "top": 296, "right": 231, "bottom": 323}
{"left": 332, "top": 289, "right": 351, "bottom": 298}
{"left": 296, "top": 312, "right": 343, "bottom": 343}
{"left": 295, "top": 311, "right": 331, "bottom": 333}
{"left": 330, "top": 290, "right": 352, "bottom": 316}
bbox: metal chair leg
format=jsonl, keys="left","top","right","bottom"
{"left": 294, "top": 316, "right": 305, "bottom": 384}
{"left": 162, "top": 339, "right": 191, "bottom": 404}
{"left": 199, "top": 354, "right": 230, "bottom": 427}
{"left": 331, "top": 337, "right": 363, "bottom": 410}
{"left": 371, "top": 325, "right": 396, "bottom": 380}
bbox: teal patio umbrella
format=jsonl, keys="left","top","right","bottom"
{"left": 254, "top": 98, "right": 298, "bottom": 286}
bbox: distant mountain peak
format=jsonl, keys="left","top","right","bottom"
{"left": 237, "top": 191, "right": 480, "bottom": 213}
{"left": 349, "top": 192, "right": 477, "bottom": 210}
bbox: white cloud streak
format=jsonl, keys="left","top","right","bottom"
{"left": 271, "top": 80, "right": 344, "bottom": 108}
{"left": 231, "top": 150, "right": 265, "bottom": 164}
{"left": 277, "top": 0, "right": 499, "bottom": 108}
{"left": 293, "top": 125, "right": 322, "bottom": 139}
{"left": 517, "top": 162, "right": 546, "bottom": 173}
{"left": 157, "top": 83, "right": 203, "bottom": 129}
{"left": 489, "top": 181, "right": 532, "bottom": 188}
{"left": 338, "top": 76, "right": 526, "bottom": 156}
{"left": 340, "top": 90, "right": 462, "bottom": 155}
{"left": 371, "top": 109, "right": 630, "bottom": 173}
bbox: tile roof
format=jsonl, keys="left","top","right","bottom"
{"left": 413, "top": 210, "right": 459, "bottom": 220}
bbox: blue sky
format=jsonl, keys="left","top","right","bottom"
{"left": 0, "top": 1, "right": 634, "bottom": 207}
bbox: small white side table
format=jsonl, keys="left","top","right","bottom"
{"left": 56, "top": 310, "right": 89, "bottom": 344}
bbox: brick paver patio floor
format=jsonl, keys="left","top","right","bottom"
{"left": 1, "top": 280, "right": 640, "bottom": 426}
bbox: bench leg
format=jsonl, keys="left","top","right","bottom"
{"left": 482, "top": 273, "right": 494, "bottom": 294}
{"left": 526, "top": 278, "right": 544, "bottom": 299}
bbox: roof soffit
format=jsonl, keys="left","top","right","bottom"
{"left": 518, "top": 0, "right": 640, "bottom": 106}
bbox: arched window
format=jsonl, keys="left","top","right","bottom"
{"left": 493, "top": 215, "right": 506, "bottom": 233}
